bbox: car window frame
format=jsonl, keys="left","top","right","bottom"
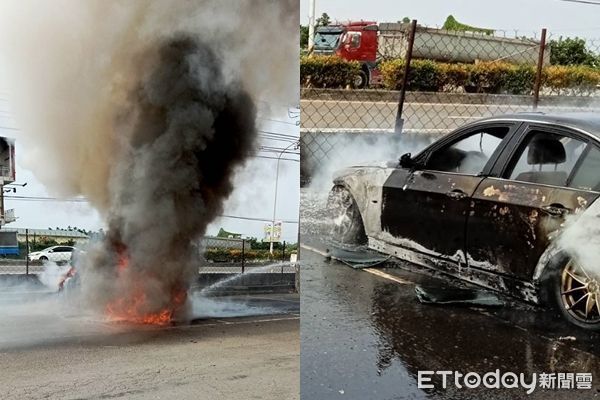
{"left": 492, "top": 122, "right": 593, "bottom": 189}
{"left": 412, "top": 122, "right": 520, "bottom": 177}
{"left": 566, "top": 141, "right": 600, "bottom": 193}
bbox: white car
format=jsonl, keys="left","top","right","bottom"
{"left": 28, "top": 246, "right": 75, "bottom": 262}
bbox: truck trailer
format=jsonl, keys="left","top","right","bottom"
{"left": 313, "top": 21, "right": 548, "bottom": 88}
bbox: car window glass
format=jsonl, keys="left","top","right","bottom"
{"left": 570, "top": 145, "right": 600, "bottom": 191}
{"left": 506, "top": 130, "right": 586, "bottom": 187}
{"left": 426, "top": 127, "right": 509, "bottom": 175}
{"left": 350, "top": 33, "right": 361, "bottom": 48}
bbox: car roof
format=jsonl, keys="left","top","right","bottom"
{"left": 470, "top": 112, "right": 600, "bottom": 140}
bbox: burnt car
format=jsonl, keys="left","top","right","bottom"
{"left": 329, "top": 113, "right": 600, "bottom": 331}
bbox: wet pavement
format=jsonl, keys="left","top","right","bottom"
{"left": 300, "top": 189, "right": 600, "bottom": 399}
{"left": 0, "top": 285, "right": 299, "bottom": 350}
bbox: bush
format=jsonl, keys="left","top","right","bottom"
{"left": 543, "top": 65, "right": 600, "bottom": 93}
{"left": 466, "top": 61, "right": 514, "bottom": 93}
{"left": 204, "top": 248, "right": 272, "bottom": 262}
{"left": 437, "top": 62, "right": 471, "bottom": 90}
{"left": 409, "top": 60, "right": 444, "bottom": 91}
{"left": 300, "top": 55, "right": 361, "bottom": 88}
{"left": 379, "top": 59, "right": 404, "bottom": 90}
{"left": 379, "top": 59, "right": 444, "bottom": 91}
{"left": 310, "top": 55, "right": 600, "bottom": 94}
{"left": 503, "top": 64, "right": 536, "bottom": 95}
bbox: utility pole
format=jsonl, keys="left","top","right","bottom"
{"left": 308, "top": 0, "right": 316, "bottom": 52}
{"left": 270, "top": 141, "right": 299, "bottom": 255}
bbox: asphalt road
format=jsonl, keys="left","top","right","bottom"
{"left": 0, "top": 289, "right": 299, "bottom": 400}
{"left": 300, "top": 100, "right": 600, "bottom": 131}
{"left": 300, "top": 190, "right": 600, "bottom": 399}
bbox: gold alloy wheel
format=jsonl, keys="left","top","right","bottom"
{"left": 561, "top": 259, "right": 600, "bottom": 323}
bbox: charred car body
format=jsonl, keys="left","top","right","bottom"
{"left": 329, "top": 113, "right": 600, "bottom": 330}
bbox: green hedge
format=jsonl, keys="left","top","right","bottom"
{"left": 300, "top": 56, "right": 600, "bottom": 94}
{"left": 380, "top": 59, "right": 600, "bottom": 94}
{"left": 204, "top": 248, "right": 291, "bottom": 262}
{"left": 300, "top": 55, "right": 361, "bottom": 88}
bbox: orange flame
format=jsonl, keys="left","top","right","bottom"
{"left": 104, "top": 250, "right": 187, "bottom": 325}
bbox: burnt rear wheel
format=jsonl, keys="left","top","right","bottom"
{"left": 542, "top": 256, "right": 600, "bottom": 331}
{"left": 327, "top": 186, "right": 367, "bottom": 245}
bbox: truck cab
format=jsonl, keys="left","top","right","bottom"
{"left": 314, "top": 21, "right": 379, "bottom": 88}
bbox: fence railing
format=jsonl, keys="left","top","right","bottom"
{"left": 0, "top": 237, "right": 296, "bottom": 276}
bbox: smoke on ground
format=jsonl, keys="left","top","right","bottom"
{"left": 304, "top": 132, "right": 435, "bottom": 194}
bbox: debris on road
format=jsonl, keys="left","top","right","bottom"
{"left": 325, "top": 244, "right": 390, "bottom": 269}
{"left": 415, "top": 285, "right": 505, "bottom": 307}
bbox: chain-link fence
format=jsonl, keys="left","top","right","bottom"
{"left": 200, "top": 236, "right": 295, "bottom": 274}
{"left": 0, "top": 236, "right": 296, "bottom": 276}
{"left": 301, "top": 22, "right": 600, "bottom": 182}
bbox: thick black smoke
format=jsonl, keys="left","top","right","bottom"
{"left": 80, "top": 35, "right": 257, "bottom": 321}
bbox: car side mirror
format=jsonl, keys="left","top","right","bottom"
{"left": 399, "top": 153, "right": 415, "bottom": 169}
{"left": 48, "top": 250, "right": 53, "bottom": 253}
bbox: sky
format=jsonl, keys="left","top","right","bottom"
{"left": 300, "top": 0, "right": 600, "bottom": 40}
{"left": 0, "top": 97, "right": 300, "bottom": 243}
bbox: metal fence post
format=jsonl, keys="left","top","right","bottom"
{"left": 533, "top": 28, "right": 547, "bottom": 110}
{"left": 394, "top": 19, "right": 417, "bottom": 134}
{"left": 241, "top": 238, "right": 245, "bottom": 274}
{"left": 25, "top": 228, "right": 29, "bottom": 275}
{"left": 281, "top": 241, "right": 286, "bottom": 274}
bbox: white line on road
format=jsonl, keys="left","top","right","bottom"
{"left": 300, "top": 244, "right": 330, "bottom": 257}
{"left": 301, "top": 244, "right": 415, "bottom": 285}
{"left": 363, "top": 268, "right": 413, "bottom": 285}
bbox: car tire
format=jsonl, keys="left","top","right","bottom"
{"left": 40, "top": 256, "right": 48, "bottom": 261}
{"left": 540, "top": 253, "right": 600, "bottom": 331}
{"left": 327, "top": 186, "right": 367, "bottom": 245}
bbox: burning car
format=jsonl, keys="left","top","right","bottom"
{"left": 329, "top": 113, "right": 600, "bottom": 331}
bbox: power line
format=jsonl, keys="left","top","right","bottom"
{"left": 219, "top": 214, "right": 298, "bottom": 224}
{"left": 257, "top": 116, "right": 299, "bottom": 126}
{"left": 252, "top": 154, "right": 299, "bottom": 162}
{"left": 560, "top": 0, "right": 600, "bottom": 4}
{"left": 2, "top": 195, "right": 299, "bottom": 224}
{"left": 258, "top": 129, "right": 298, "bottom": 139}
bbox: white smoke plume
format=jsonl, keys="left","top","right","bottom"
{"left": 0, "top": 0, "right": 298, "bottom": 322}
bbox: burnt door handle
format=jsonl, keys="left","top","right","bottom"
{"left": 446, "top": 189, "right": 468, "bottom": 200}
{"left": 541, "top": 204, "right": 568, "bottom": 217}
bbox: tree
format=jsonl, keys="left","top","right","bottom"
{"left": 442, "top": 15, "right": 494, "bottom": 35}
{"left": 300, "top": 25, "right": 308, "bottom": 48}
{"left": 401, "top": 17, "right": 411, "bottom": 23}
{"left": 549, "top": 37, "right": 600, "bottom": 67}
{"left": 316, "top": 12, "right": 330, "bottom": 27}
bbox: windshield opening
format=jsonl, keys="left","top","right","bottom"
{"left": 314, "top": 32, "right": 341, "bottom": 50}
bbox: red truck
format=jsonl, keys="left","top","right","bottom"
{"left": 313, "top": 21, "right": 380, "bottom": 88}
{"left": 313, "top": 21, "right": 545, "bottom": 89}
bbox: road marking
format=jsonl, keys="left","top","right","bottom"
{"left": 300, "top": 243, "right": 330, "bottom": 257}
{"left": 302, "top": 244, "right": 415, "bottom": 285}
{"left": 363, "top": 268, "right": 413, "bottom": 285}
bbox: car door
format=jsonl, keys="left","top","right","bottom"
{"left": 380, "top": 123, "right": 517, "bottom": 264}
{"left": 467, "top": 124, "right": 600, "bottom": 281}
{"left": 46, "top": 247, "right": 58, "bottom": 262}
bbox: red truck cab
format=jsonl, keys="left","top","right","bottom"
{"left": 314, "top": 21, "right": 380, "bottom": 87}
